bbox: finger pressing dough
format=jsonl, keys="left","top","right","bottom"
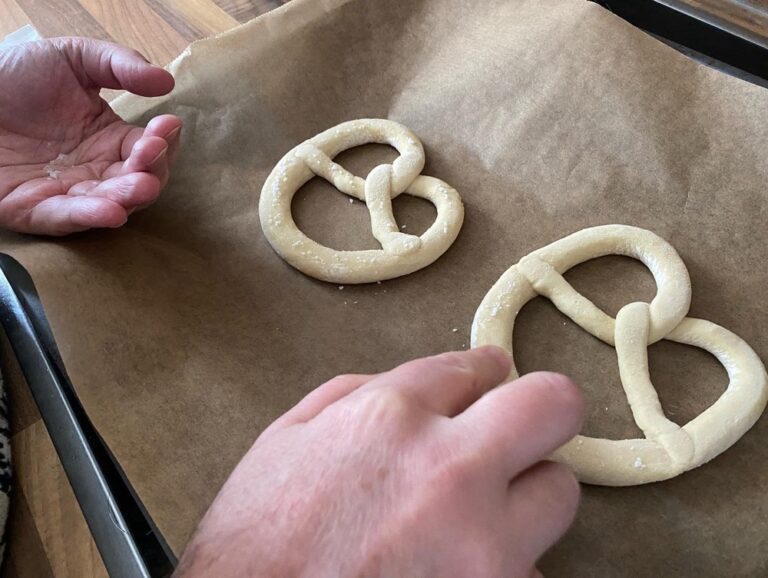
{"left": 259, "top": 119, "right": 464, "bottom": 283}
{"left": 471, "top": 224, "right": 768, "bottom": 486}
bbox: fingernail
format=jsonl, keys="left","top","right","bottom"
{"left": 149, "top": 147, "right": 168, "bottom": 165}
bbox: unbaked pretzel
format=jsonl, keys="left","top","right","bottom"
{"left": 259, "top": 119, "right": 464, "bottom": 283}
{"left": 472, "top": 225, "right": 768, "bottom": 486}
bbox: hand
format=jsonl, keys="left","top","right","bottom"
{"left": 176, "top": 347, "right": 584, "bottom": 578}
{"left": 0, "top": 37, "right": 182, "bottom": 235}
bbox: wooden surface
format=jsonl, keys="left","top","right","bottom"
{"left": 0, "top": 0, "right": 287, "bottom": 63}
{"left": 0, "top": 3, "right": 286, "bottom": 577}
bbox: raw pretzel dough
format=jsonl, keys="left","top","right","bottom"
{"left": 472, "top": 224, "right": 768, "bottom": 486}
{"left": 259, "top": 119, "right": 464, "bottom": 283}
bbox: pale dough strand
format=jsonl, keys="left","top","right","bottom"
{"left": 615, "top": 302, "right": 694, "bottom": 466}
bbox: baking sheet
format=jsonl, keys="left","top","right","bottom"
{"left": 2, "top": 0, "right": 767, "bottom": 574}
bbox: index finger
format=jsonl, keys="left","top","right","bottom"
{"left": 455, "top": 372, "right": 584, "bottom": 479}
{"left": 359, "top": 346, "right": 511, "bottom": 416}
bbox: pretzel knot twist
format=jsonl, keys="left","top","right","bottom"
{"left": 472, "top": 225, "right": 768, "bottom": 486}
{"left": 260, "top": 119, "right": 464, "bottom": 283}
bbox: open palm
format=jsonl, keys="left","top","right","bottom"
{"left": 0, "top": 37, "right": 182, "bottom": 235}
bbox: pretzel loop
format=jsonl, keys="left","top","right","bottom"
{"left": 260, "top": 119, "right": 464, "bottom": 284}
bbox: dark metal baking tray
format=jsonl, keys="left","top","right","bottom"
{"left": 0, "top": 254, "right": 176, "bottom": 578}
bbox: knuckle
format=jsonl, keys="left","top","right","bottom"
{"left": 420, "top": 351, "right": 477, "bottom": 383}
{"left": 403, "top": 351, "right": 471, "bottom": 374}
{"left": 430, "top": 461, "right": 467, "bottom": 495}
{"left": 351, "top": 387, "right": 415, "bottom": 424}
{"left": 394, "top": 351, "right": 481, "bottom": 392}
{"left": 424, "top": 446, "right": 480, "bottom": 495}
{"left": 432, "top": 351, "right": 472, "bottom": 372}
{"left": 128, "top": 47, "right": 148, "bottom": 62}
{"left": 54, "top": 36, "right": 83, "bottom": 53}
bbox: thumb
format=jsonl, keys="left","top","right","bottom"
{"left": 53, "top": 37, "right": 175, "bottom": 97}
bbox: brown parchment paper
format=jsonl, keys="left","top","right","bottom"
{"left": 3, "top": 0, "right": 768, "bottom": 575}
